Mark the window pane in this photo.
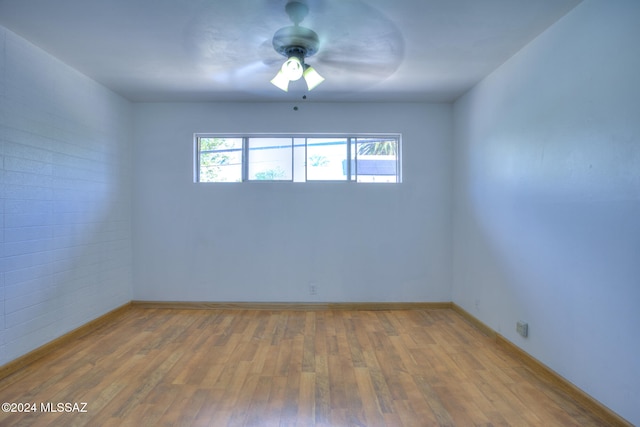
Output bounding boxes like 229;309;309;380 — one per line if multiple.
248;138;293;181
293;138;306;182
306;138;348;181
355;138;398;183
198;137;243;182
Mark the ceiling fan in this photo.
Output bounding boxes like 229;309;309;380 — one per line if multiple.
185;0;404;97
270;1;324;92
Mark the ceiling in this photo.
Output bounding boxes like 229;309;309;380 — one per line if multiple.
0;0;581;103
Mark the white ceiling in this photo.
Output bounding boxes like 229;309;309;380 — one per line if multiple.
0;0;581;103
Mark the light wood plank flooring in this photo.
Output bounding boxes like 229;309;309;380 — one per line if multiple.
0;307;614;426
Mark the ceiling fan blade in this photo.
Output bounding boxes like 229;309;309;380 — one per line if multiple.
210;60;271;84
309;4;404;80
314;55;399;78
255;39;280;66
184;0;283;69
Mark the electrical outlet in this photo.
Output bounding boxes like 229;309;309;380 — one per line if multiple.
516;321;528;338
309;283;318;296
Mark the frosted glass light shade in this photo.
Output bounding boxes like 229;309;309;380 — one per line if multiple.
270;70;290;91
303;66;324;90
271;57;325;92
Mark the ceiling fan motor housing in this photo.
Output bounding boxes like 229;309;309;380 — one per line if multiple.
272;25;320;59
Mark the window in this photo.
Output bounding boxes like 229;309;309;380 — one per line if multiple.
195;134;401;183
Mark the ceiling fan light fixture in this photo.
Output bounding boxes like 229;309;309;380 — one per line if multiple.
282;55;304;81
271;3;325;92
270;70;290;92
303;65;324;91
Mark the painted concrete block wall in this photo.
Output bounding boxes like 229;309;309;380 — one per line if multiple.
452;0;640;423
0;26;133;365
133;102;452;302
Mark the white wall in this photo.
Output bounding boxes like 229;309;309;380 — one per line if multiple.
0;26;133;365
133;102;452;302
452;0;640;424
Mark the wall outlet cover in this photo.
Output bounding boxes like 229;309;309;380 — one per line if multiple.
516;321;528;338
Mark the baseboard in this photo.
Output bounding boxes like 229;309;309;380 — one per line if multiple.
451;303;632;427
494;335;632;427
0;302;131;381
450;303;497;338
131;300;453;311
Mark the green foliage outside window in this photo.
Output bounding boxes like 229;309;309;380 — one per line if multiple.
357;140;397;156
253;167;287;180
199;138;239;182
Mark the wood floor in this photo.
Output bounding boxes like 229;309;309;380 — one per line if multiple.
0;307;614;426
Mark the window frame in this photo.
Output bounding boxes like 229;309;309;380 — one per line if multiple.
194;133;402;183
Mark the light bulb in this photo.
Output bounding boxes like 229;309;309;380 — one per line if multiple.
282;56;303;81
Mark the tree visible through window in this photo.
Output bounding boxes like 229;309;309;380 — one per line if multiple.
247;138;293;181
357;139;397;156
353;138;399;183
197;137;242;182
